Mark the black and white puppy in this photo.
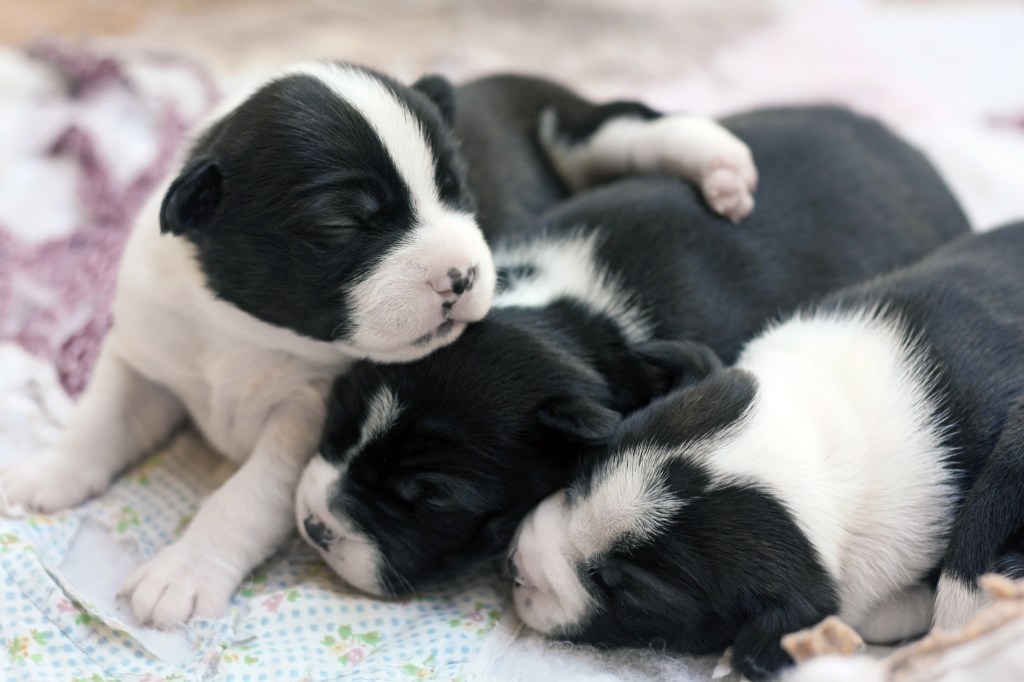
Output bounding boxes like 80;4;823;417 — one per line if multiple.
510;224;1024;680
0;62;755;628
295;106;970;600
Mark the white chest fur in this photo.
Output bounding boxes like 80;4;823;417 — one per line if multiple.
110;201;352;462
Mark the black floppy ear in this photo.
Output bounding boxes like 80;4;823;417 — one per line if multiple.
412;74;456;127
633;339;723;392
537;395;622;445
159;157;223;236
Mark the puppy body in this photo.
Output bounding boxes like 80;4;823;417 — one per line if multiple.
512;224;1024;679
1;63;756;627
297;106;970;599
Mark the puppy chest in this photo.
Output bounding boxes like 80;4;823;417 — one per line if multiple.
183;349;331;462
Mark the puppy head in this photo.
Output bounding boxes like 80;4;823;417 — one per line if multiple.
160;62;495;362
510;368;766;641
294;317;632;597
510;366;839;677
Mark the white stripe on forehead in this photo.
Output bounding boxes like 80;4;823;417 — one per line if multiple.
281;62;445;217
356;386;403;452
570;443;685;558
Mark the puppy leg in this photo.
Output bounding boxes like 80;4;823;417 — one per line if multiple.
539;103;757;222
855;583;934;644
935;395;1024;629
731;604;833;680
1;343;184;512
120;399;323;628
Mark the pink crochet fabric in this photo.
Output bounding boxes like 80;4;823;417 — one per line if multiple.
0;43;217;395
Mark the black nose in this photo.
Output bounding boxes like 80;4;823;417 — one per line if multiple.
303;515;333;552
507;551;523;586
448;266;477;296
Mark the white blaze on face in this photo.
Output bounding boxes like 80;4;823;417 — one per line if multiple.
295;454;384;595
511;449;684;634
294;386;405;596
281;62;496;362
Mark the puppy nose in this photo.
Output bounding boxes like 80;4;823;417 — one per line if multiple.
451;266;477;296
508;551;525;587
432;266;477;297
302;514;333;552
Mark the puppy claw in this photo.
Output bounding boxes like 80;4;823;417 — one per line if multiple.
121;541;236;629
0;453;105;513
702;159;757;223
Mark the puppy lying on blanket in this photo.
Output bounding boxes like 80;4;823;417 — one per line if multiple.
295;106;969;598
509;223;1024;680
0;63;756;627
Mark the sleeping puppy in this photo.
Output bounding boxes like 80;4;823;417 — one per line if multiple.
0;63;757;628
509;223;1024;680
295;106;970;599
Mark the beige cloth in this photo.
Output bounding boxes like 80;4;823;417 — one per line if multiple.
783;575;1024;682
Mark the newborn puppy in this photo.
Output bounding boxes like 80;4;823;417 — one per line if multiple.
296;106;970;599
0;63;755;628
510;224;1024;680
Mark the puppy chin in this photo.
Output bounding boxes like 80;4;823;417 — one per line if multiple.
355;319;471;364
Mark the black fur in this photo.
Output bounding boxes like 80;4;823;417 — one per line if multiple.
828;225;1024;602
159;67;682;344
162;67;467;341
316;106;970;596
561;224;1024;679
564;369;840;679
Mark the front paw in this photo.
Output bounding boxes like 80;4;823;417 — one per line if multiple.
702;150;757;223
0;453;108;513
120;541;238;629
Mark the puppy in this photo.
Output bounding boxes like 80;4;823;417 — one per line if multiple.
295;106;970;600
510;223;1024;680
0;62;756;628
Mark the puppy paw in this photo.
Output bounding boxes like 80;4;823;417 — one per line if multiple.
702;151;757;223
120;541;237;629
0;453;107;513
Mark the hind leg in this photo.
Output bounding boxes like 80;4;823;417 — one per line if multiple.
935;395;1024;629
856;583;934;644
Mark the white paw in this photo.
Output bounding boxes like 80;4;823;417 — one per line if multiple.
120;541;238;629
0;453;108;513
702;149;758;223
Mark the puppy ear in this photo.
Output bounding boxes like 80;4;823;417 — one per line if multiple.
412;74;456;127
159;157;223;236
537;396;621;445
634;339;723;392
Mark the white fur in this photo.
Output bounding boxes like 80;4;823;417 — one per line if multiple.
934;573;993;630
856;582;934;643
293;386;406;597
0;62;493;627
540;110;758;222
494;231;652;344
511;491;597;635
358;387;403;449
285;62;496;361
513;308;956;641
296;454;383;596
